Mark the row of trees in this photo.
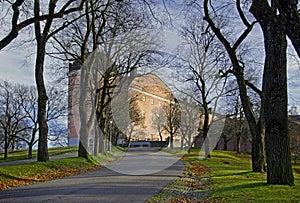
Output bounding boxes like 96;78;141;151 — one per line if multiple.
186;0;299;185
1;0;299;186
0;80;67;159
0;0;157;161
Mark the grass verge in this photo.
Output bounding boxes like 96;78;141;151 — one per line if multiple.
0;146;78;163
0;156;100;190
150;149;300;203
0;147;100;190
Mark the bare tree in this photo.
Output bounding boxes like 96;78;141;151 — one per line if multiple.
179;99;200;153
178;15;229;158
151;107;166;142
0;81;68;159
250;0;294;185
0;81;27;159
19;85;67;158
162;98;180;149
0;0;85;50
201;0;265;172
51;0;157;157
14;85;39;159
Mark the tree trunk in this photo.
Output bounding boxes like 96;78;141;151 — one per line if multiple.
93;126;99;156
29;128;37;159
262;20;294;186
202;104;211;158
11;137;16;151
235;70;264;172
28;144;33;159
277;0;300;57
170;134;174;149
204;138;210;158
36;41;49;162
203;0;265;172
78;106;89;158
250;0;294;185
159;132;163;142
180;134;184;150
99;118;106;155
236;134;241;154
223;135;228;151
4;139;8;159
188;135;192;154
78;62;89;159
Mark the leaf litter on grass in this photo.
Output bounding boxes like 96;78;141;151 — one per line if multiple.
0;164;100;190
151;159;213;203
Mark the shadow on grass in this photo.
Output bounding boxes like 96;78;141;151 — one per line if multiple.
216;171;253;177
216;182;268;193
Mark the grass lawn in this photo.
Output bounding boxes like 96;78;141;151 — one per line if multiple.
0;147;100;190
197;150;300;202
150;149;300;203
0;146;78;163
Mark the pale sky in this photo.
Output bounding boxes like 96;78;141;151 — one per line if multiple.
0;1;299;114
0;50;35;85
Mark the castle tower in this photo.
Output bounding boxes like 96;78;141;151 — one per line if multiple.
68;62;81;146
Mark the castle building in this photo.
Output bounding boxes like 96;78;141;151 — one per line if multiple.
128;73;178;142
68;64;179;146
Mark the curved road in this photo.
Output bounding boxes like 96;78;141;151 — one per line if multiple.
0;148;184;203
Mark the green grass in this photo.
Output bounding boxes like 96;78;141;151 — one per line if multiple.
150;149;300;202
0;156;99;190
0;146;103;190
187;150;300;202
0;146;78;163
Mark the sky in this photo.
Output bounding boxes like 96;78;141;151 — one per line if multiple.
0;49;35;85
0;0;299;114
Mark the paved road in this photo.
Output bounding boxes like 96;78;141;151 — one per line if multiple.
0;148;184;203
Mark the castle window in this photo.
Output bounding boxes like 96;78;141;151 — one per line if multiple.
150;99;154;105
142;96;146;102
150;113;154;121
141;110;145;118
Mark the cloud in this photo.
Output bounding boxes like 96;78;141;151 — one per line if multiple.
0;50;35;85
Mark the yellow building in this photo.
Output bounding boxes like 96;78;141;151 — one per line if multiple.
128;73;178;142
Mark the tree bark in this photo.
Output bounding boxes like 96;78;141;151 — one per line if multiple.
35;41;49;162
277;0;300;57
234;66;265;172
34;0;54;162
78;63;89;159
4;137;8;159
223;136;228;151
99;118;106;155
236;134;241;154
202;104;211;158
263;23;294;185
93;122;99;156
250;0;294;185
28;144;33;159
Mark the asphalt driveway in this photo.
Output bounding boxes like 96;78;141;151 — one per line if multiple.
0;148;184;203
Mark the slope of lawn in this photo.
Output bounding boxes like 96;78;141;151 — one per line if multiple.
0;147;101;190
0;146;78;163
150;149;300;202
188;150;300;202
